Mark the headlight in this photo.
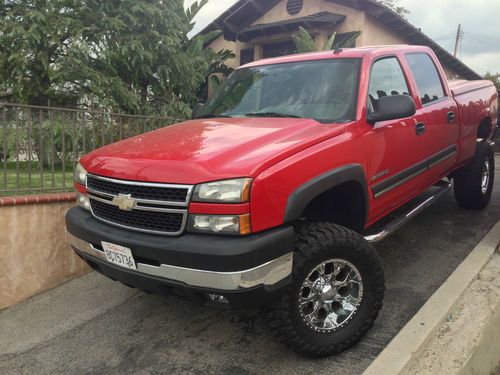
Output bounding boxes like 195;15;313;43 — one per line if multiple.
189;214;251;235
76;192;91;211
192;178;252;203
74;162;87;186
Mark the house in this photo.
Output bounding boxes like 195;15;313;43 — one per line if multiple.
200;0;481;81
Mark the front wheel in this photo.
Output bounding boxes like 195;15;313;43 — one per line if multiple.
454;142;495;210
267;223;385;358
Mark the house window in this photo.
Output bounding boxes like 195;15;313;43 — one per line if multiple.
287;0;303;15
263;40;298;58
240;48;255;66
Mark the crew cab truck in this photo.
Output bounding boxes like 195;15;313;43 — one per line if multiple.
66;45;497;357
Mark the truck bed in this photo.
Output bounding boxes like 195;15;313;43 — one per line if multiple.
448;79;495;97
448;79;497;167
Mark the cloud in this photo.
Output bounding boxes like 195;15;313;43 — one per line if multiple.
186;0;238;36
186;0;500;74
461;51;500;75
400;0;500;74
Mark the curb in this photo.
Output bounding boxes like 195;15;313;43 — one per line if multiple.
364;220;500;375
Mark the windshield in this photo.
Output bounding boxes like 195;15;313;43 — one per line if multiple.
201;58;360;123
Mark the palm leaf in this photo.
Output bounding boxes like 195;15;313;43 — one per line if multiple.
336;31;361;48
322;32;337;50
292;26;317;53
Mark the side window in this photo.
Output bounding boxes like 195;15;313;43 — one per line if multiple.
406;53;445;105
368;57;410;113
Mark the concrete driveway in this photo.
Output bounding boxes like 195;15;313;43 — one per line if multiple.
1;160;499;375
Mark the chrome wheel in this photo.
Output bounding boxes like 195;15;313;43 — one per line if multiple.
481;160;490;194
298;259;363;332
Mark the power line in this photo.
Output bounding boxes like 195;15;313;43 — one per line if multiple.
433;28;500;52
462;39;500;47
462;36;500;47
462;31;500;42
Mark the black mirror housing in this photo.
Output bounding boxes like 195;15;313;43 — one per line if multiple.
191;103;204;119
367;95;416;124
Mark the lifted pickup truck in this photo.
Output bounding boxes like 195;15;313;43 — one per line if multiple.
66;45;497;357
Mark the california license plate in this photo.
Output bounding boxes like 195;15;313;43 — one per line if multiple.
102;241;137;270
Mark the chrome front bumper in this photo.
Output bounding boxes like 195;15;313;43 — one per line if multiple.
67;232;293;291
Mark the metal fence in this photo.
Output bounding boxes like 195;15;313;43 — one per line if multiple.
1;102;180;196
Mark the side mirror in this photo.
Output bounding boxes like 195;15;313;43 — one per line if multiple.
367;95;416;124
191;103;204;119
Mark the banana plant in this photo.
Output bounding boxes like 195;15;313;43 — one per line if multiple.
292;27;361;52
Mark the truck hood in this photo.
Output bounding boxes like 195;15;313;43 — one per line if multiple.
81;117;345;184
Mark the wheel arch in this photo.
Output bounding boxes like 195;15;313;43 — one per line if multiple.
284;164;368;232
477;116;494;140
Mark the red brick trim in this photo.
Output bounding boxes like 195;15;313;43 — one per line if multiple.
0;192;76;207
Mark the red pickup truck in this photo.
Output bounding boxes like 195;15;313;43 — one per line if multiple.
66;45;497;357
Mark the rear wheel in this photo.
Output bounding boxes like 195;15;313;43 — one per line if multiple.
454;142;494;210
267;223;385;358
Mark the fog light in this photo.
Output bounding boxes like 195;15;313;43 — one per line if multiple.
76;192;91;211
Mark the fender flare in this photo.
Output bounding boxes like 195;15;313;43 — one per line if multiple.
283;164;369;225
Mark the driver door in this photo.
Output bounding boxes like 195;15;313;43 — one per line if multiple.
362;56;428;223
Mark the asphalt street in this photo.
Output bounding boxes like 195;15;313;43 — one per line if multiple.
1;158;499;375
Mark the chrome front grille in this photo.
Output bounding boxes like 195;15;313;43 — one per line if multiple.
87;175;189;204
86;174;193;236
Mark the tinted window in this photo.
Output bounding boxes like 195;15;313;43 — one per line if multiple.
368;57;410;112
202;59;361;122
406;53;445;105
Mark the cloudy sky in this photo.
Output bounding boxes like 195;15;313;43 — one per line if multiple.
186;0;500;75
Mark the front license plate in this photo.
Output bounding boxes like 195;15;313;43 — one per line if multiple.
102;242;137;270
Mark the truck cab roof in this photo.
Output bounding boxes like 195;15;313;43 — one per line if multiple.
241;45;434;69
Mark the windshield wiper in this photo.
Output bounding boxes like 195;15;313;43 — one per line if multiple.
244;112;303;118
197;113;233;119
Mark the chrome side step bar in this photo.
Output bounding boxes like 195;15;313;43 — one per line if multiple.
363;180;452;243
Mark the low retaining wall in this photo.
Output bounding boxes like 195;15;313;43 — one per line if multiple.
0;194;90;310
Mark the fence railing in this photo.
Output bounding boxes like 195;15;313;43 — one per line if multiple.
1;102;180;196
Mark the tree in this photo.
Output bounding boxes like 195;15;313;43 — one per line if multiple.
378;0;409;19
292;27;361;53
484;72;500;92
0;0;232;117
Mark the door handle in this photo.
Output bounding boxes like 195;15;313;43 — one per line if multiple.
415;122;426;136
447;111;455;123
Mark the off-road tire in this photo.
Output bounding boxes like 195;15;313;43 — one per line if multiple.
454;142;494;210
266;222;385;358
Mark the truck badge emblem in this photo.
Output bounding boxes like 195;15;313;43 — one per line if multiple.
111;194;135;211
371;169;389;181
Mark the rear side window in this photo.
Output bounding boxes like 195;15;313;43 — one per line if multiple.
368;57;410;112
406;53;445;105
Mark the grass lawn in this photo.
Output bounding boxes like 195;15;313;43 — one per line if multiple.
1;161;74;196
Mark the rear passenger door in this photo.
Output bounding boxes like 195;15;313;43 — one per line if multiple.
404;53;459;180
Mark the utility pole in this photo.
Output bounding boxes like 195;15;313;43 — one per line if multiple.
453;24;462;57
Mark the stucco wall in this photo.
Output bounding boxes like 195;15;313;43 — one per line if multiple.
360;13;407;45
206;0;462;79
0;202;90;309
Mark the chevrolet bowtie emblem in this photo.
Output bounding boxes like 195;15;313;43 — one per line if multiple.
111;194;135;211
